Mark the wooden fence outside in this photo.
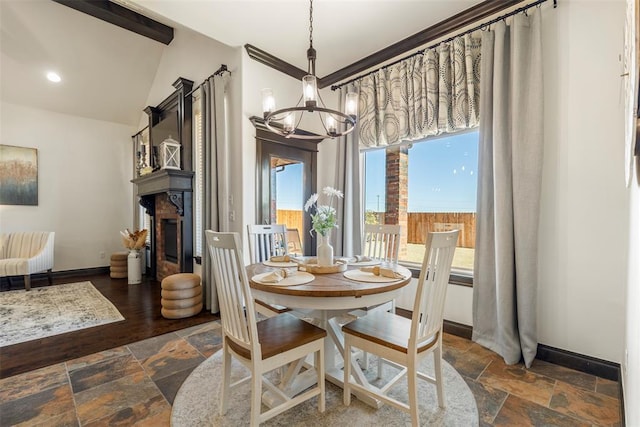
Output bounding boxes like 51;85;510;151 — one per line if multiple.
406;212;476;248
276;209;304;242
277;210;476;249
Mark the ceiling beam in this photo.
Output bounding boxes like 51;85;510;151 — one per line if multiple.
319;0;527;88
52;0;174;45
244;44;308;81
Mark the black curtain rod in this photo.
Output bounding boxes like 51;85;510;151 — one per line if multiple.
331;0;556;91
211;64;229;78
186;64;230;97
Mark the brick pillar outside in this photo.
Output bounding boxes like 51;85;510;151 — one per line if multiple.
384;146;408;259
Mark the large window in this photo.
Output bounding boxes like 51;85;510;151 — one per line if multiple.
364;130;479;273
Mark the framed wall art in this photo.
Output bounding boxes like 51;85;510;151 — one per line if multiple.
0;144;38;206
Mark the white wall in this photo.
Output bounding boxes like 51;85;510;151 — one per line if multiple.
624;157;640;425
227;47;245;238
537;0;628;363
396;278;473;325
140;26;239;126
0;102;134;271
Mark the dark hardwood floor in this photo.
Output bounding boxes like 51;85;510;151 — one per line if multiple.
0;272;218;379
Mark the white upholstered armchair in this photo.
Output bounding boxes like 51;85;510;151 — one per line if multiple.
0;232;55;291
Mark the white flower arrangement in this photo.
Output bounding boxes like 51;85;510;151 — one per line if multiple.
305;187;344;237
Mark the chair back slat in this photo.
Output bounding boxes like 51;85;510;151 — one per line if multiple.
247;224;288;263
362;224;401;264
411;230;459;349
206;231;259;357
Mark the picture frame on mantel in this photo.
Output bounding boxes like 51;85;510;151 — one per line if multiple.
0;144;38;206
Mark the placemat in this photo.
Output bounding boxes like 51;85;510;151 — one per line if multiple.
251;271;315;286
262;260;299;268
343;267;411;283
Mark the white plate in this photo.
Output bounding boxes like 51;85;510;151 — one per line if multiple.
252;271;315;286
262;260;299;268
343;267;411;283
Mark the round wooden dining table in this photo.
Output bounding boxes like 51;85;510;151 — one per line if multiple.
246;262;413;408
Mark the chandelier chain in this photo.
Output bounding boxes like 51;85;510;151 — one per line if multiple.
309;0;313;48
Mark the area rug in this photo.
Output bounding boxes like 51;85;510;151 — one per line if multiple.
0;281;124;347
172;350;478;426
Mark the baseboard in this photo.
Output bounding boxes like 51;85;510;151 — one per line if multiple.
1;267;111;288
443;319;473;340
398;308;622;382
536;344;620;381
42;267;111;281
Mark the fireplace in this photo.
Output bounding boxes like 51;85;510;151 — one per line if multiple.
132;169;194;282
153;192;188;281
163;219;178;263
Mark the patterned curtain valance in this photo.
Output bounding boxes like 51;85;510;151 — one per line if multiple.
357;33;481;148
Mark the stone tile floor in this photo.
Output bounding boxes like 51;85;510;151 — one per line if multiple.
0;321;621;426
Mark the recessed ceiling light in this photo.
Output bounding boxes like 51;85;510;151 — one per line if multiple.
46;71;61;83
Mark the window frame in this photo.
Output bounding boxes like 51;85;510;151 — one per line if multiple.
362;128;479;287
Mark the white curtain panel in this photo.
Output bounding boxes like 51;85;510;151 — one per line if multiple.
201;73;230;314
357;33;481;147
334;85;364;257
472;10;543;368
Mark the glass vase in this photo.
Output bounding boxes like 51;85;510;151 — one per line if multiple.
317;233;333;266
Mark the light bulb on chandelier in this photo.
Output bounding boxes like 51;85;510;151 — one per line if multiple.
261;0;358;140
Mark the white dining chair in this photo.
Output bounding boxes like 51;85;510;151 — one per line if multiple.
362;224;401;264
351;224;402;317
357;223;402;315
351;224;402;368
247;224;291;317
247;224;288;264
342;230;459;427
206;230;326;426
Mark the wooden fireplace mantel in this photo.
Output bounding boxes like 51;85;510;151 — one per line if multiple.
132;169;194;197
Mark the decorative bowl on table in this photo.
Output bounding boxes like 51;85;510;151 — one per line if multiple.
297;258;348;274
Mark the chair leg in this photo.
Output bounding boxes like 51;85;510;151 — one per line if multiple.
360;349;370;370
24;275;31;291
47;269;53;285
250;366;262;427
316;345;325;413
407;357;419;427
220;345;231;415
434;346;445;408
343;337;352;406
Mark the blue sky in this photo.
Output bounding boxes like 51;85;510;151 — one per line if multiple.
275;130;479;212
365;131;479;212
276;163;304;209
